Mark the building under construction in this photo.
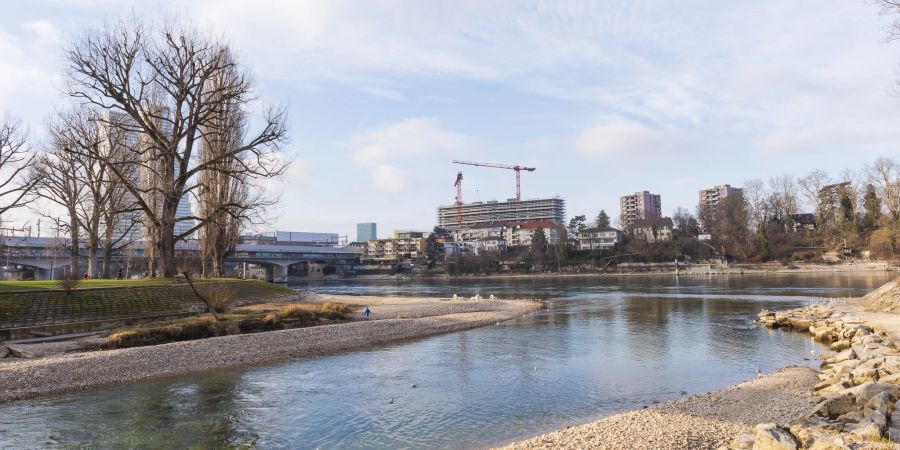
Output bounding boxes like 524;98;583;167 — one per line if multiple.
437;198;566;231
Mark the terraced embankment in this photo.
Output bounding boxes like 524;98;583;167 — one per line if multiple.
0;280;301;340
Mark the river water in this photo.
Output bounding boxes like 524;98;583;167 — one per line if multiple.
0;272;895;449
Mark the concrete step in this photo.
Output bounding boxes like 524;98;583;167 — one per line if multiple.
5;330;103;345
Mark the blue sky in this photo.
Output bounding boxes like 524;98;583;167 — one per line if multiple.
2;0;900;239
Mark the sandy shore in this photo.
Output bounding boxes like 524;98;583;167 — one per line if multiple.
0;295;540;403
495;366;818;450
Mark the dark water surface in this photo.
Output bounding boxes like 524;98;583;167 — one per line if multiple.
0;273;895;449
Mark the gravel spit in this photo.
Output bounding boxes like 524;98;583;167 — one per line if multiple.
0;297;539;403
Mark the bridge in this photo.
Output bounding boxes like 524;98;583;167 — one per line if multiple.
0;236;363;283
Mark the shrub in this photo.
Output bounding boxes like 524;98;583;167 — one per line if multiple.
59;272;80;295
107;316;222;348
197;282;236;313
280;304;313;319
320;302;352;319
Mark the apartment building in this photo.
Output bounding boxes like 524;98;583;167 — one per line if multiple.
817;182;854;229
437;197;565;231
363;231;428;261
698;184;742;210
619;191;662;229
506;220;561;247
576;227;623;250
631;217;674;243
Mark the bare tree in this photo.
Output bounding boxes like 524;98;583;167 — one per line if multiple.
798;169;831;215
196;50;276;277
64;17;288;277
743;178;769;230
768;175;800;230
865;157;900;222
33;116;88;276
0;117;37;221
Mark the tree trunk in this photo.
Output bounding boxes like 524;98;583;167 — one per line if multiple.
87;244;96;278
69;208;80;277
101;245;112;279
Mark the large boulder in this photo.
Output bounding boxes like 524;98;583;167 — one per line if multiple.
787;317;813;331
752;423;798;450
852;382;900;406
833;349;857;364
729;433;755;450
789;425;849;450
810;395;857;420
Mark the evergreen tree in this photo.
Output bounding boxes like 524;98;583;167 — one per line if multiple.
530;228;548;269
567;215;587;237
595;210;610;228
862;184;882;232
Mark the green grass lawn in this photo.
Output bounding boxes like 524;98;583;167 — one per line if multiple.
0;278;177;292
0;278;288;292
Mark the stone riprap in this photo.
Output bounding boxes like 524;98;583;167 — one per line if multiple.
726;304;900;449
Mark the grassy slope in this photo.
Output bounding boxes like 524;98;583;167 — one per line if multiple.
0;279;175;292
0;279;300;329
0;277;286;292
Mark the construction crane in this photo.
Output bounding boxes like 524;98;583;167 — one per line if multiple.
452;160;536;201
454;171;464;225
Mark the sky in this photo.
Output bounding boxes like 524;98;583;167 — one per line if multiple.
2;0;900;240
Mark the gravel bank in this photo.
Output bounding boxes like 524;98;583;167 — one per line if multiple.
497;366;818;450
0;297;539;403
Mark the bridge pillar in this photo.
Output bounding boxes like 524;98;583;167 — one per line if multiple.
268;264;288;283
308;262;325;281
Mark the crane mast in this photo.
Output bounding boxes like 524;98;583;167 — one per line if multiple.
453;171;463;226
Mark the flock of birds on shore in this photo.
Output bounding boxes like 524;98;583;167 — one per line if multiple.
449;294;497;301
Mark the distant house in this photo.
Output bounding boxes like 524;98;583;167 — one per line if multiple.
792;213;817;232
576;227;623;250
470;237;508;255
507;220;562;247
631;217;674;243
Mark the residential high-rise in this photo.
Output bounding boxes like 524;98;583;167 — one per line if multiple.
356;223;377;242
619;191;661;229
698;184;742;211
817;182;853;229
697;184;742;231
436;197;566;231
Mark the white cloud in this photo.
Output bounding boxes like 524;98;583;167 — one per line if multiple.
0;20;63;127
575;118;670;157
360;86;405;101
372;164;420;193
350;117;475;192
757;122;900;155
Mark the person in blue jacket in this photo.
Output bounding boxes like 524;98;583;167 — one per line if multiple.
363;307;371;318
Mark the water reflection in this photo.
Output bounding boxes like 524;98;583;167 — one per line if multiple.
0;272;895;449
